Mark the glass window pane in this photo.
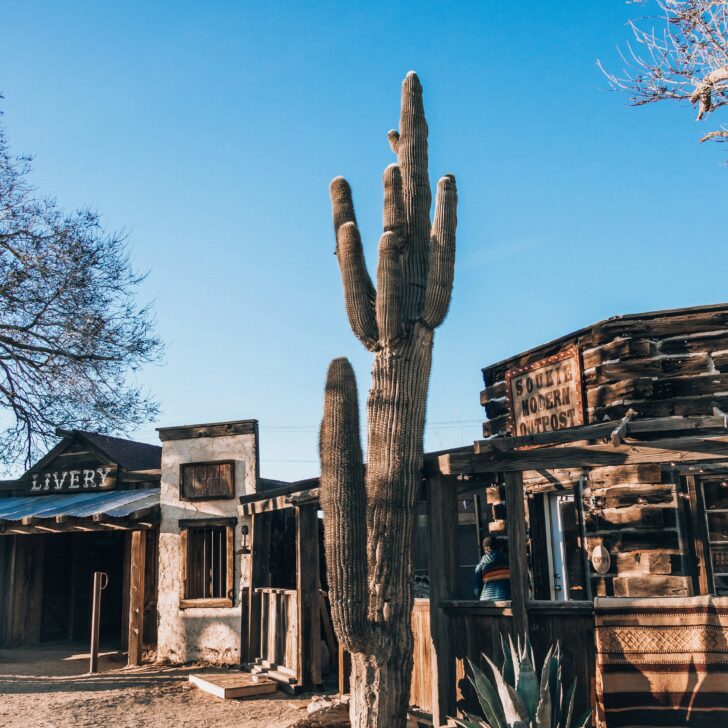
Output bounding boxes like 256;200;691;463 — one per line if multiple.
707;512;728;543
703;480;728;511
559;498;587;601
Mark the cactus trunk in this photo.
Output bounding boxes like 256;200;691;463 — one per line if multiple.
321;72;456;727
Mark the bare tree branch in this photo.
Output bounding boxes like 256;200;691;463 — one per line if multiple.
0;108;162;468
600;1;728;150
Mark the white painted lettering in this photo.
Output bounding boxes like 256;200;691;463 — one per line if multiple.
52;471;68;490
43;473;51;491
96;467;111;487
68;470;80;489
31;474;42;491
82;469;96;488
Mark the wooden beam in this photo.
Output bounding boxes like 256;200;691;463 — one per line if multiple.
610;408;637;447
426;473;458;726
443;434;728;476
474;415;728;455
504;471;529;640
127;529;146;666
296;504;321;690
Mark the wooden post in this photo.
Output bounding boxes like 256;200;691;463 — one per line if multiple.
504;471;529;640
127;529;147;667
247;512;271;665
89;571;108;673
120;532;131;649
426;473;458;726
296;504;321;689
685;475;713;595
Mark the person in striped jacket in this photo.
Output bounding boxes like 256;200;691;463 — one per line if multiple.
473;536;511;601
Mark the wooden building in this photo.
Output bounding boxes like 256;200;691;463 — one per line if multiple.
0;430;161;662
238;303;728;728
0;419;270;669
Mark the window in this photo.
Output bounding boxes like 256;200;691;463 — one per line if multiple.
180;461;234;501
701;478;728;595
180;519;234;607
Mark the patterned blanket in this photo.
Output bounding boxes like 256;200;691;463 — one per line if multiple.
595;597;728;728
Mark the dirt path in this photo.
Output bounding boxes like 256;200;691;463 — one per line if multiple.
0;646;313;728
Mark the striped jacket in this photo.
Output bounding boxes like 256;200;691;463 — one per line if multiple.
473;551;511;601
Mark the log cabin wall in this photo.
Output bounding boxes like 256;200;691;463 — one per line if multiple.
481;303;728;599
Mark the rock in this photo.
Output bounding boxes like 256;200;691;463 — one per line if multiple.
293;696;350;727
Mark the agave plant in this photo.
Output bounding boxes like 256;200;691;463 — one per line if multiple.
454;635;591;728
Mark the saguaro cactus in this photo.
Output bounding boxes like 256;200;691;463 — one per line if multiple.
320;72;457;728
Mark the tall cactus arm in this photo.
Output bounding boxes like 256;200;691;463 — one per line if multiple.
330;177;379;350
421;174;457;330
320;358;370;653
382;164;404;240
396;72;431;321
376;231;403;344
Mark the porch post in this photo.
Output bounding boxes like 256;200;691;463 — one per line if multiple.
504;470;529;639
426;472;458;726
296;503;321;689
127;529;147;666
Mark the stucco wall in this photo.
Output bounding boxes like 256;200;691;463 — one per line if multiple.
157;431;256;664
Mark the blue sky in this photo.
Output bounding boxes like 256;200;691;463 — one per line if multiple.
1;1;725;479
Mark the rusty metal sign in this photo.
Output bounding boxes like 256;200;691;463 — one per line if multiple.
505;346;584;437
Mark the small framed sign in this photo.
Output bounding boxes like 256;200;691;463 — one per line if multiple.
591;544;611;575
505;346;585;437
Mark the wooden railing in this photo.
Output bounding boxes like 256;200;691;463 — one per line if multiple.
254;587;298;676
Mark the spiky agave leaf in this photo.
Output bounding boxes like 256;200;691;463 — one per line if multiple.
516;653;539;722
562;677;577;728
453;717;488;728
507;634;521;687
468;658;506;728
550;644;562;728
500;633;515;688
482;653;530;725
535;645;555;728
574;709;593;728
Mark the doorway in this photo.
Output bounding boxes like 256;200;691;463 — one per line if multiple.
40;531;125;645
546;492;588;601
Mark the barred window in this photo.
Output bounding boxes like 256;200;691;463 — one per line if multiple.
180;520;234;607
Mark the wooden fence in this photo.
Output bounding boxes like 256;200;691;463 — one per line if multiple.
410;599;596;721
255;587;299;677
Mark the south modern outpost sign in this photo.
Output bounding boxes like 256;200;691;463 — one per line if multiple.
505;347;584;437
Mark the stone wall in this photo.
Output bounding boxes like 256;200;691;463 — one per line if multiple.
156;423;258;664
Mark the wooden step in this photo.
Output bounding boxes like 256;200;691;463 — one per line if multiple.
252;667;297;685
189;672;278;700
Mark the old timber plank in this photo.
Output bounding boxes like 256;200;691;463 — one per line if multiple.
189;672;277;699
441;435;728;476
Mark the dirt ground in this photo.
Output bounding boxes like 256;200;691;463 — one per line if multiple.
0;644;317;728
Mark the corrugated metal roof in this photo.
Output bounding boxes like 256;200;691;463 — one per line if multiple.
0;489;159;522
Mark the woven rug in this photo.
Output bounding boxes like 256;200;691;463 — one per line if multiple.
595;596;728;727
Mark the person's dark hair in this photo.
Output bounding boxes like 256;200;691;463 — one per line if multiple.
482;536;503;552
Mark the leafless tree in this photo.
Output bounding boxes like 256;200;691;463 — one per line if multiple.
599;1;728;145
0;112;162;468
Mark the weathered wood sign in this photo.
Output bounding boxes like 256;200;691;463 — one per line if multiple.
506;347;584;436
26;464;117;494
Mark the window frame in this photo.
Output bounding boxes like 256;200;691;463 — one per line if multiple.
179;517;236;609
179;460;235;502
